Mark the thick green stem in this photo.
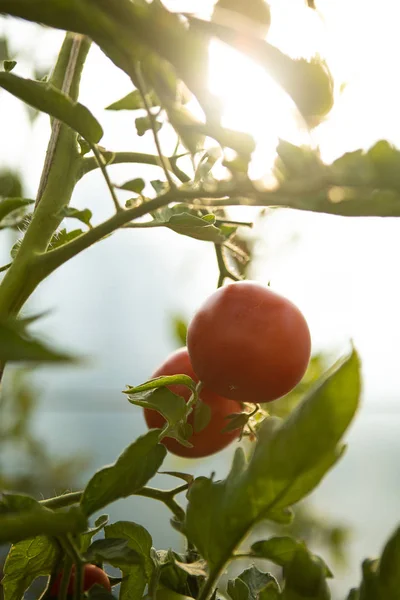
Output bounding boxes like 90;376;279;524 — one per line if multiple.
0;34;90;317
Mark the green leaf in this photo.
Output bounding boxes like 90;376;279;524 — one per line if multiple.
3;60;16;72
0;493;39;514
2;536;61;600
125;374;196;395
358;559;381;600
185;350;361;570
165;212;227;243
47;228;84;251
136;115;162;137
251;537;332;576
80;430;167;516
0;198;33;221
117;178;145;194
193;399;211;433
59;206;92;227
228;566;279;600
282;547;331;599
80;514;109;552
171;315;188;346
0;318;77;363
106;89;159;111
173;559;207;578
105;521;154;600
0;71;103;142
126;387;192;448
0;505;87;544
85;538;142;567
377;526;400;598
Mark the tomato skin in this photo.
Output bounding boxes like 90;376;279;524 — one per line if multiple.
187;282;311;403
144;348;242;458
49;564;111;597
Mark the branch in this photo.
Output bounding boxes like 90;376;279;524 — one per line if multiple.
214;244;241;288
90;143;122;212
79;151;191;183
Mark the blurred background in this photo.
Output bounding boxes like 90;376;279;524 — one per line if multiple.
1;0;400;598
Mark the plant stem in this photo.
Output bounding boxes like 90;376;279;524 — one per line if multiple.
133;66;175;189
41;491;83;510
214;244;241;288
0;33;90;318
58;555;73;600
80;151;190;183
89;143;122;212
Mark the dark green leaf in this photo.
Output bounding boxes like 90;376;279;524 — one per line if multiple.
0;71;103;142
0;318;77;363
193;399;211;433
358;559;380;600
117;178;145;194
105;521;153;600
282;547;331;599
251;537;332;577
106;89;159;111
259;581;281;600
228;577;251;600
85;538;142;567
80;514;109;552
3;60;16;72
185;350;361;570
80;430;167;516
58;206;92;227
2;536;61;600
0;493;39;515
377;526;400;598
136;115;162;137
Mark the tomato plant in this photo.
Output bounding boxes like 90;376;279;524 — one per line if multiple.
144;348;242;458
187;282;311;403
0;1;399;600
49;565;111;597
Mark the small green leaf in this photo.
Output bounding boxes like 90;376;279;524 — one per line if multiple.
166;212;227;243
117;178;146;194
282;547;331;599
3;60;17;72
0;493;39;514
136;116;162;137
0;198;33;221
193;400;211;433
105;521;154;600
173;559;207;578
78;136;91;156
85;538;142;567
80;430;167;516
58;206;92;227
125;374;196;395
222;412;249;433
106;90;158;111
0;72;103;143
80;514;109;552
151;180;167;195
2;536;61;600
171;316;188;346
48;228;83;251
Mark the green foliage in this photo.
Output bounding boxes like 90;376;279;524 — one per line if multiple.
0;71;103;143
58;206;93;227
106;89;159;111
185;350;360;569
0;317;77;363
2;536;61;600
228;566;279;600
80;430;167;516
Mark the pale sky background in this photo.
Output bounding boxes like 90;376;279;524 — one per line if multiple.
1;1;400;597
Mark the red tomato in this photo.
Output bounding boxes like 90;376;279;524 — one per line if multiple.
144;347;242;458
187;282;311;403
50;564;111;596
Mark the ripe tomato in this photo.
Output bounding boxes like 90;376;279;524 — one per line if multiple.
144;348;242;458
50;564;111;596
187;281;311;403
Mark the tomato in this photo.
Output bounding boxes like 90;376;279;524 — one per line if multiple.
187;281;311;403
144;348;242;458
50;564;111;597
